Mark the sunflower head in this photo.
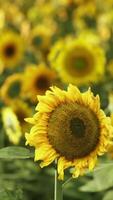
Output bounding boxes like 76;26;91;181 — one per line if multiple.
0;73;23;105
49;37;105;85
25;84;113;180
0;31;24;67
22;64;56;103
31;25;52;52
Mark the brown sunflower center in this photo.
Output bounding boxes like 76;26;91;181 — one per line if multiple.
48;103;100;160
70;118;85;138
74;57;87;70
32;36;43;46
8;81;21;98
35;75;50;91
64;48;95;77
4;44;16;57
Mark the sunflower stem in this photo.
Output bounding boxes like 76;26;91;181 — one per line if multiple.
62;177;73;188
54;162;63;200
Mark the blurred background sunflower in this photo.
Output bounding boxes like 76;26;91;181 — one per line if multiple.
1;0;113;200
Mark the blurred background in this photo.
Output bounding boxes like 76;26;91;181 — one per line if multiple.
1;0;113;199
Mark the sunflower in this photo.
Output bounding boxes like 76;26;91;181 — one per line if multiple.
74;1;96;18
25;85;113;180
31;25;52;52
49;38;105;85
22;64;56;103
0;31;24;67
0;73;23;105
27;2;54;24
2;107;22;144
10;100;33;133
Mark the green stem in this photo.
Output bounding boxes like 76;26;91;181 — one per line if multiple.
62;177;73;188
54;162;63;200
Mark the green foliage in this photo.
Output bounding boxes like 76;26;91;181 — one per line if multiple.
80;163;113;192
103;191;113;200
0;147;33;159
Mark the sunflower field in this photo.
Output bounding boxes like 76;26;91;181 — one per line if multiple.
1;0;113;200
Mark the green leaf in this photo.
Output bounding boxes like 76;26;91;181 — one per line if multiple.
80;163;113;192
0;187;24;200
103;191;113;200
0;147;33;159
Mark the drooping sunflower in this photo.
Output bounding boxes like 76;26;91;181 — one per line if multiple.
22;64;56;103
2;107;22;144
0;73;23;104
0;31;24;67
10;100;33;133
49;38;105;85
25;85;113;180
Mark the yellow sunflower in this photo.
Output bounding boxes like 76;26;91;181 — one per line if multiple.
0;31;24;67
2;107;22;144
49;38;105;85
10;100;33;133
31;25;53;52
27;2;54;24
74;1;96;18
22;64;56;103
25;85;113;180
0;73;23;105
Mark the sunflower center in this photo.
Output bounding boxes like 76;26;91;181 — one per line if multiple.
8;81;21;98
4;44;16;57
32;36;43;46
64;49;95;77
35;75;50;91
48;103;100;160
70;118;85;138
74;58;87;70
